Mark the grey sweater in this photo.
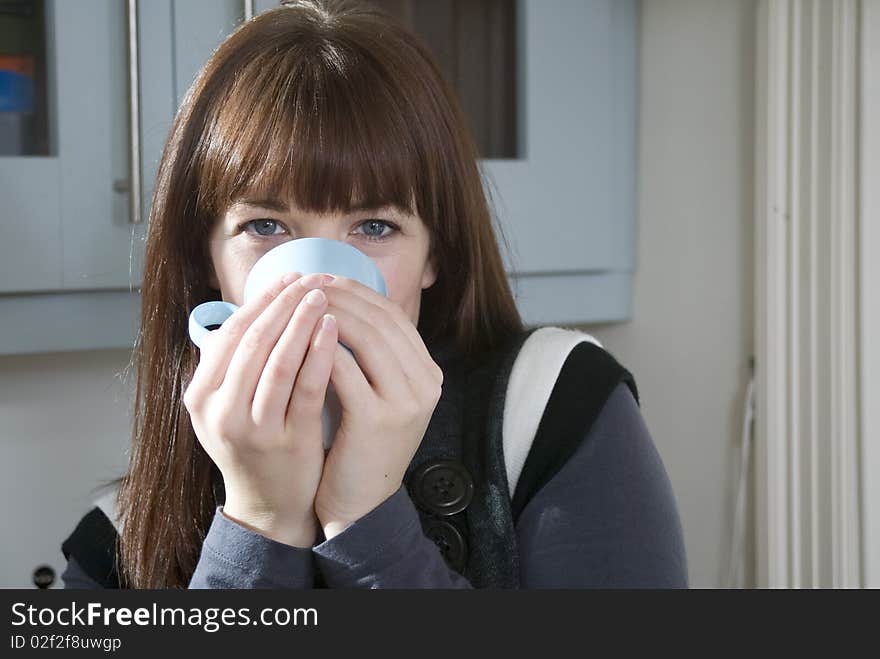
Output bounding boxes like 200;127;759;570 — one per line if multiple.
61;383;688;588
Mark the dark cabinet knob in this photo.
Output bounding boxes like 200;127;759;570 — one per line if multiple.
33;565;55;589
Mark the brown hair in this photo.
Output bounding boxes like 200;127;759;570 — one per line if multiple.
115;0;522;588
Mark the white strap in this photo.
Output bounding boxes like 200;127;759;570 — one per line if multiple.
502;327;603;497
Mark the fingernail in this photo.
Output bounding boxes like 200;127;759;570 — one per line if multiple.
300;273;326;288
305;289;326;306
281;271;301;285
322;314;336;330
323;274;335;284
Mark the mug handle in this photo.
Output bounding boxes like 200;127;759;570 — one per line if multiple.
188;301;239;349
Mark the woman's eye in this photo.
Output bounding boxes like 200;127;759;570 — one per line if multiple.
355;219;398;242
238;218;397;241
242;219;286;237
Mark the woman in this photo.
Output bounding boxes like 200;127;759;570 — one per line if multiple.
61;0;687;589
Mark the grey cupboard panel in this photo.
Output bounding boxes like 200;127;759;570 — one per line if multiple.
0;290;140;355
0;0;174;351
0;158;63;292
0;0;174;294
253;0;279;14
172;0;243;108
513;271;633;327
134;0;177;287
60;0;179;290
484;0;637;279
57;0;145;290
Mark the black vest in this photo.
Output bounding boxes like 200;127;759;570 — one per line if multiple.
62;328;638;588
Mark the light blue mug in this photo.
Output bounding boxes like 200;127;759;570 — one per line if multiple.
188;238;387;449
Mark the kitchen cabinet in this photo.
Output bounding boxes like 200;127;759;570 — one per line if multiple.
0;0;178;353
491;0;638;325
0;0;178;294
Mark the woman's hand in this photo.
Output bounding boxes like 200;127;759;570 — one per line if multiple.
314;277;444;540
183;272;337;548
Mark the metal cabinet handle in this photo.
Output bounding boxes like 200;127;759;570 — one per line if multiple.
244;0;255;21
126;0;142;224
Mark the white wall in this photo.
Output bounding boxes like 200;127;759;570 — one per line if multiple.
862;0;880;588
583;0;757;588
0;349;134;587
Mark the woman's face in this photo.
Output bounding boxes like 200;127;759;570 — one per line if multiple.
207;197;437;325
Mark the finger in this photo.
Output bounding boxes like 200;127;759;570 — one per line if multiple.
219;274;327;408
325;276;439;379
329;339;373;412
324;285;442;387
190;272;302;394
285;313;337;431
251;285;329;425
327;289;434;389
324;304;413;401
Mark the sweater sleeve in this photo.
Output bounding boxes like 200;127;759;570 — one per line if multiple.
311;486;474;588
187;507;315;588
61;507;316;589
515;382;689;588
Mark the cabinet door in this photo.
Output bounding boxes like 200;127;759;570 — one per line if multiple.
172;0;285;102
172;0;243;109
0;0;62;292
0;0;174;294
486;0;638;324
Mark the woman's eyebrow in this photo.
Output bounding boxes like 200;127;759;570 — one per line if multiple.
233;198;289;212
349;203;415;221
230;198;413;220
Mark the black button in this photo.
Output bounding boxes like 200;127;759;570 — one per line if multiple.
410;460;475;516
423;519;467;572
